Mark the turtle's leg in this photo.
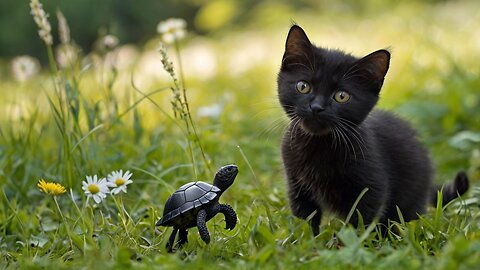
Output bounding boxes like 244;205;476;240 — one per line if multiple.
196;209;210;244
215;204;237;230
177;229;188;246
166;228;178;252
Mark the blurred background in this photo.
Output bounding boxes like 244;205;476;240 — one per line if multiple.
0;2;479;266
0;0;479;193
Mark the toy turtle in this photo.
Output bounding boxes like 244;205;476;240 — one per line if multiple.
156;164;238;252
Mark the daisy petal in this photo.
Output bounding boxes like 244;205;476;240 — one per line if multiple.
83;174;110;203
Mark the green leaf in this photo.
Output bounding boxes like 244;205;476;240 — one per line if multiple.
449;131;480;150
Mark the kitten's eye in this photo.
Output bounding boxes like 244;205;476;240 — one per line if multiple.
296;81;311;94
334;91;350;103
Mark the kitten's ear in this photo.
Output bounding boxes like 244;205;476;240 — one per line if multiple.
347;50;390;87
281;25;314;70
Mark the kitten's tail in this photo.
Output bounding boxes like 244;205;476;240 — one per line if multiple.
430;171;469;206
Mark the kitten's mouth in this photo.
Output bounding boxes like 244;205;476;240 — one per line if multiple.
299;119;332;136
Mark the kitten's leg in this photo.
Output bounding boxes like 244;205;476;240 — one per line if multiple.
309;210;321;237
288;188;322;236
349;189;387;227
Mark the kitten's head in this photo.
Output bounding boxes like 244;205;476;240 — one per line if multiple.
277;25;390;136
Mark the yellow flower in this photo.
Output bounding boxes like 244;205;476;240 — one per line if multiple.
37;179;66;196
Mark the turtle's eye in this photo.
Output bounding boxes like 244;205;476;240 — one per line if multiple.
296;80;311;94
222;165;237;174
333;91;350;103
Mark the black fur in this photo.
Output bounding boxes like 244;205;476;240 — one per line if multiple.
277;25;469;235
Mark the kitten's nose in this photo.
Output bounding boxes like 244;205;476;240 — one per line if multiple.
309;103;325;115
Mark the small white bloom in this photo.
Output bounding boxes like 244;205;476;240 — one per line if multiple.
197;104;222;118
55;44;79;68
102;35;119;50
82;175;111;203
107;170;133;195
157;18;187;44
95;35;119;53
106;45;139;70
11;55;40;81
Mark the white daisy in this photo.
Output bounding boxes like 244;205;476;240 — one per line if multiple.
82;175;111;203
107;170;133;195
156;18;187;44
11;55;40;81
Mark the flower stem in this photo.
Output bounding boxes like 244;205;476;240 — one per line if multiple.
53;196;74;250
53;196;66;222
112;195;130;236
173;40;212;175
46;44;74;189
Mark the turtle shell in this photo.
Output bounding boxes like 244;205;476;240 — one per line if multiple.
157;181;221;226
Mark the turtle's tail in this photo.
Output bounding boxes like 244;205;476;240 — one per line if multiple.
430;171;469;206
156;217;165;226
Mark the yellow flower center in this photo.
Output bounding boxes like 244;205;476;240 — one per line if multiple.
88;184;100;194
115;178;125;186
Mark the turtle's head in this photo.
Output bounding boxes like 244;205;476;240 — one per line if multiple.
213;164;238;192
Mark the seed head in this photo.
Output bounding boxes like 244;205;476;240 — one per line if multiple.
30;0;53;46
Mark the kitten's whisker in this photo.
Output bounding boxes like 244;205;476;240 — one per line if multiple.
337;120;368;157
343;62;362;79
282;51;315;72
293;117;302;139
249;110;282;122
258;116;290;138
335;125;350;164
336;120;366;161
342;61;370;81
289;117;302;149
343;128;365;160
331;126;339;151
343;73;372;82
285;62;312;71
289;116;299;139
336;117;357;127
330;126;336;150
282;55;310;71
338;124;358;163
299;50;315;72
337;118;367;146
329;123;341;152
337;121;366;148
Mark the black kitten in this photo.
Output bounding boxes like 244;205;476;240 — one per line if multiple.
277;25;469;235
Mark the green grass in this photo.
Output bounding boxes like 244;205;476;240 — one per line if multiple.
1;1;480;269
